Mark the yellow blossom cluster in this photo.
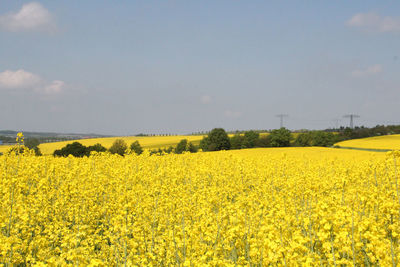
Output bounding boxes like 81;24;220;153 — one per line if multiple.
0;147;399;265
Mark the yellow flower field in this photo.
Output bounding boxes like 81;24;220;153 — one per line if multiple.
335;134;400;150
0;135;205;155
1;147;399;265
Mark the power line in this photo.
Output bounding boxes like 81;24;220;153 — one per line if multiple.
276;114;289;128
343;114;360;129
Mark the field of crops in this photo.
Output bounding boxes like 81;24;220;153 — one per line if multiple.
336;134;400;151
1;147;399;265
0;135;205;155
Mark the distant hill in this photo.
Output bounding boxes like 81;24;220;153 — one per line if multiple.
0;130;113;146
0;130;111;139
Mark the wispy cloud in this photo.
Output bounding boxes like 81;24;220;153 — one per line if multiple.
41;80;65;94
0;69;65;94
347;13;400;33
0;2;56;32
351;64;383;77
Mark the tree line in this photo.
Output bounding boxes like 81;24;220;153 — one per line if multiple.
52;138;199;157
198;128;343;152
199;125;400;151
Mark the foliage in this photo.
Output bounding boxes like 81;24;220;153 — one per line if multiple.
230;131;260;150
149;146;175;155
311;131;335;147
268;127;292;147
336;124;400;140
171;139;198;154
108;139;128;156
187;142;198;153
87;143;107;153
130;141;143;155
175;139;188;154
53;142;89;157
53;142;106;157
294;132;313;147
255;135;271;147
200;128;231;151
230;134;246;149
294;131;337;147
243;130;260;148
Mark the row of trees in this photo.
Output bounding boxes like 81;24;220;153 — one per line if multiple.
294;131;342;147
336;125;400;140
53;140;143;157
53;138;199;157
198;128;343;152
199;128;293;151
54;142;107;157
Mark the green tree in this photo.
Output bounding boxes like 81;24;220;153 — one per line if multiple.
311;131;335;147
109;139;128;156
230;134;245;149
255;135;271;147
53;142;89;157
243;130;260;148
87;143;107;153
175;139;188;154
200;128;231;151
130;141;143;155
269;128;292;147
32;147;42;156
199;137;210;151
294;132;313;147
187;142;198;153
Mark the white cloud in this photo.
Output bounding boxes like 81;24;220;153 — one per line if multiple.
0;69;64;94
0;69;41;88
224;110;242;118
200;95;211;104
40;80;65;94
347;13;400;33
0;2;56;32
351;64;383;77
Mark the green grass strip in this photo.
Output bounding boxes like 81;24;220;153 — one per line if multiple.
333;146;392;152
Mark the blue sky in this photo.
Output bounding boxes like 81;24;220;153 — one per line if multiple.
0;1;399;135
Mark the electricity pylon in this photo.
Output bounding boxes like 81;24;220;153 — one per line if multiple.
276;114;289;128
343;114;360;129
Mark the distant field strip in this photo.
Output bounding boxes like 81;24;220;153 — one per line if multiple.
0;135;205;155
335;134;400;150
0;132;283;155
